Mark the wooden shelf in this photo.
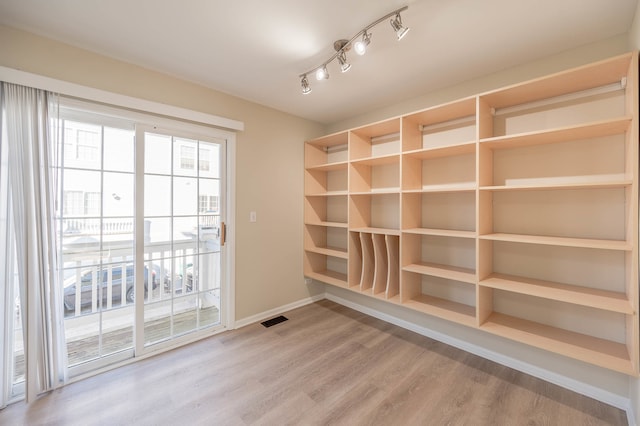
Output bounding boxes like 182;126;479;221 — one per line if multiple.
305;161;349;172
350;227;401;236
402;228;476;239
403;294;476;327
403;141;476;160
480;273;632;314
403;262;476;284
305;191;349;197
305;221;348;229
304;246;348;259
480;233;632;251
481;313;634;375
304;270;348;287
306;132;348;148
350;189;400;195
479;116;631;149
350;153;400;166
402;183;476;193
479;176;632;192
479;52;633;109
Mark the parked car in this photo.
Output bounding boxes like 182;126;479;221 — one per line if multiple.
165;265;194;294
63;264;164;312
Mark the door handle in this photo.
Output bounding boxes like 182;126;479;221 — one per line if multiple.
220;222;226;246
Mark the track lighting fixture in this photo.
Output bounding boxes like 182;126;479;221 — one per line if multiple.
337;50;351;73
299;6;409;94
301;75;311;94
315;65;329;80
353;30;371;56
390;13;410;40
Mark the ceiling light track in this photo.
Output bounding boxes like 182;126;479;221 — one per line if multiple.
299;6;409;94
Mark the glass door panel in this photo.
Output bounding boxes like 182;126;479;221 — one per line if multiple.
142;132;224;347
58;118;136;370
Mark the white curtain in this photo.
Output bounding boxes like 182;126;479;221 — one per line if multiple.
0;82;66;406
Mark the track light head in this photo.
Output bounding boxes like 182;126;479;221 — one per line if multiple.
301;75;311;94
337;51;351;73
390;13;409;40
353;31;371;56
315;65;329;80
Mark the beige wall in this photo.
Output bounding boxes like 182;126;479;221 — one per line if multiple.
0;24;326;321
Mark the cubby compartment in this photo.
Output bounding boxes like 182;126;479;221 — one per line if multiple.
402;191;475;237
303;251;348;287
402;271;476;326
305;167;348;195
479;288;634;375
349;193;400;232
304;224;348;259
304;194;348;226
488;187;627;242
479;53;634;138
350;156;400;193
478;117;631;189
401;233;476;284
402;147;475;191
305;131;349;167
402;97;476;152
349;118;401;161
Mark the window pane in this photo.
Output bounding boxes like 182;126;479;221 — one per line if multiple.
173;177;197;216
199;178;220;214
144;175;171;217
144;133;172;175
173;216;198;249
104;127;134;172
61;218;102;264
63;120;101;169
103;172;134;217
174;138;197;177
199;141;220;179
63;169;101;217
145;217;171;249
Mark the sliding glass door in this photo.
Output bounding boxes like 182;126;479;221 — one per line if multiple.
53;106;228;376
138;128;225;350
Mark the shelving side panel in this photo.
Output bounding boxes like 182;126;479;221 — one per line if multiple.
386;235;400;299
359;232;375;291
372;234;388;296
348;231;362;288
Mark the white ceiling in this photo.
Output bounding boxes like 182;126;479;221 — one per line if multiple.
0;0;637;125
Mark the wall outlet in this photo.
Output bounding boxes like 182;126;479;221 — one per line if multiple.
304;278;313;285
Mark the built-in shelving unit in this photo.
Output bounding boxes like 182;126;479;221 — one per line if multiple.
303;52;639;375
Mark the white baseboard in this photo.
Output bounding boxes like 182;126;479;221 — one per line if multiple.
325;292;632;416
234;293;325;329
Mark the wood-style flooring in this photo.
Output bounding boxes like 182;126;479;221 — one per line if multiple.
0;299;628;425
